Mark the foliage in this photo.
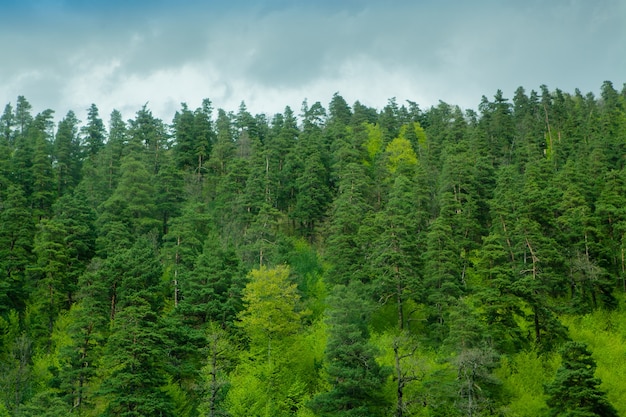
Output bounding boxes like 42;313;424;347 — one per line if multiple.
0;84;625;416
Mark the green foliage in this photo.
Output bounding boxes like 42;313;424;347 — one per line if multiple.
385;137;418;174
495;349;558;416
16;390;69;417
238;265;307;352
99;299;174;417
561;306;626;415
1;84;626;416
310;282;390;416
544;341;618;417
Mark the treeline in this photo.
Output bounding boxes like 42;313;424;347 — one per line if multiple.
0;81;625;416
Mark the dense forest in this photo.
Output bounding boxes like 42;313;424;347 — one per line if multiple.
0;81;626;416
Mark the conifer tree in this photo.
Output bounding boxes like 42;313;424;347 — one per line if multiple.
81;103;106;159
99;238;173;416
53;110;82;196
545;341;618;417
0;185;36;313
310;282;389;416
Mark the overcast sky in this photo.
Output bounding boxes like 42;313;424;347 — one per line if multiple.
1;0;624;124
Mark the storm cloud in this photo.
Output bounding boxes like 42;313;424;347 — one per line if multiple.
0;0;624;122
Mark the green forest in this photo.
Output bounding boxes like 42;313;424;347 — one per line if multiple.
0;81;626;417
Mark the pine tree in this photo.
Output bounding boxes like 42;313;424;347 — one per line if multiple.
362;174;424;331
29;110;57;219
81;103;106;159
310;282;390;416
100;299;174;417
179;232;245;328
99;238;174;416
545;341;618;417
0;185;36;313
53;110;82;196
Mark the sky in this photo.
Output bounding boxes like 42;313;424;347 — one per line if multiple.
0;0;625;124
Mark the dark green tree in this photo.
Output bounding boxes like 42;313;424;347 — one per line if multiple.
99;238;173;416
361;174;425;331
325;162;372;286
293;151;331;236
0;185;36;313
544;341;618;417
179;232;245;328
310;282;390;416
53;110;82;196
14;95;33;138
81;103;106;159
100;299;174;417
29;110;57;219
0;103;15;147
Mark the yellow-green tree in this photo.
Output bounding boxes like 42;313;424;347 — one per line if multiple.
229;265;313;416
238;265;306;358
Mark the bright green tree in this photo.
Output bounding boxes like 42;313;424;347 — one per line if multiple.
237;265;306;358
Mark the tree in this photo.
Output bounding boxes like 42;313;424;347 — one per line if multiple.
325;162;372;286
15;390;69;417
126;105;167;173
178;232;245;328
0;103;15;147
53;111;82;196
231;265;311;416
0;315;33;415
293;151;331;236
237;265;306;361
14;96;33;136
29;109;57;219
361;174;424;331
310;282;390;416
29;192;96;347
96;153;160;256
198;323;235;417
172;100;214;175
100;299;174;417
99;238;173;416
0;185;35;313
544;341;618;417
81;103;106;159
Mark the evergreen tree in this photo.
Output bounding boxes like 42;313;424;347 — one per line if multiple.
362;174;424;330
0;103;15;147
81;103;106;159
53;110;82;196
545;341;618;417
99;238;173;416
14;95;33;138
310;282;389;416
179;232;245;328
325;162;372;286
29;110;57;219
0;185;36;313
100;299;174;417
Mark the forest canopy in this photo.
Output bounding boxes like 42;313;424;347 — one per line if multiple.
0;81;626;416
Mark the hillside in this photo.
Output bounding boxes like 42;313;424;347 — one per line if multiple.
0;82;625;416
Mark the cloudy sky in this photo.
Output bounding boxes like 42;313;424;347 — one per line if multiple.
1;0;624;123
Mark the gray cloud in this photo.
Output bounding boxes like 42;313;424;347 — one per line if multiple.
1;0;624;123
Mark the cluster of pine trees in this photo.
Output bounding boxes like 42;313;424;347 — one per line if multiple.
0;81;625;416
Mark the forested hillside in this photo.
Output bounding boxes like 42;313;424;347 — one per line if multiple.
1;81;626;416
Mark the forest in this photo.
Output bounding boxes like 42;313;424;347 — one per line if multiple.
0;81;625;416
